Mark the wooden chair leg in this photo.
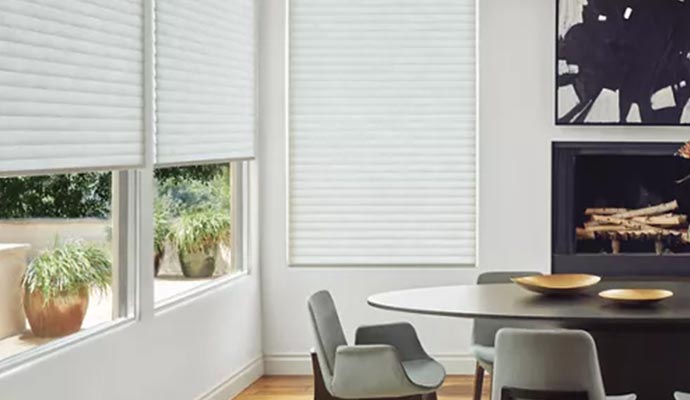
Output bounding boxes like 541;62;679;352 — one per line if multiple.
311;352;341;400
473;362;485;400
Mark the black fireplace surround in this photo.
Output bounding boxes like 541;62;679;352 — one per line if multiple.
552;142;690;276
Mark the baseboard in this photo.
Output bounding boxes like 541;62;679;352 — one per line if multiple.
263;353;476;376
198;355;265;400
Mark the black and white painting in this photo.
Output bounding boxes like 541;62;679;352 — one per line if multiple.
557;0;690;125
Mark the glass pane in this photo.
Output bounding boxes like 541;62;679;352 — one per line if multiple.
153;163;238;304
0;171;119;362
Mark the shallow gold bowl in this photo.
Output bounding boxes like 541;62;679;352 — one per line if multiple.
599;289;674;305
512;274;601;295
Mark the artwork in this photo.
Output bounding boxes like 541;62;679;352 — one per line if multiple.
557;0;690;125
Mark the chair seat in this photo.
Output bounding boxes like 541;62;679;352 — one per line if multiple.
470;344;495;364
401;359;445;389
606;394;637;400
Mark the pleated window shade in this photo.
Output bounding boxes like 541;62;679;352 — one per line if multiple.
0;0;146;175
155;0;256;166
289;0;477;265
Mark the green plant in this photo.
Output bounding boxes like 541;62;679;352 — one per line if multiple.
154;197;172;255
173;209;231;255
156;173;230;218
0;172;112;219
23;241;112;302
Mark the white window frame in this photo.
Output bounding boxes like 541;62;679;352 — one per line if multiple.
0;170;140;374
0;0;258;371
153;160;251;311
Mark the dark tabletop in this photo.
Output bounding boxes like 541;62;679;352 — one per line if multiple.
367;279;690;324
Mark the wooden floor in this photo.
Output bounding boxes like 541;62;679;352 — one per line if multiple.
235;375;490;400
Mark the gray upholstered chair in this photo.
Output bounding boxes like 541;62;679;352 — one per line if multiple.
471;271;543;400
676;393;690;400
307;290;445;400
492;328;636;400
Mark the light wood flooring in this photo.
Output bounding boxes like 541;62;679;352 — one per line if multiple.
235;375;490;400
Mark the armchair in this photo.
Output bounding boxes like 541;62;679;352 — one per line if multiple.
308;291;445;400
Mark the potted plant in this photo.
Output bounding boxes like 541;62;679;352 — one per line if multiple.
154;198;171;276
22;241;111;338
173;210;230;278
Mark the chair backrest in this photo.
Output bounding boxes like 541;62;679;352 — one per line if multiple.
307;291;348;375
492;329;607;400
472;271;542;347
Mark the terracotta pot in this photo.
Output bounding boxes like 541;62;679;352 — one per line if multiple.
179;246;216;278
154;250;163;277
24;288;89;338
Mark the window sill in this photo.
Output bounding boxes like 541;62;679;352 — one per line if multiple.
153;270;250;313
0;317;135;376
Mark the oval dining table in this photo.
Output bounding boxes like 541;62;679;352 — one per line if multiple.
368;278;690;400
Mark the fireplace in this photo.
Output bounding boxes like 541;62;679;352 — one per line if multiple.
552;142;690;276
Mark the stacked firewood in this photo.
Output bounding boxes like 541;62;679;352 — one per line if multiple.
576;200;689;255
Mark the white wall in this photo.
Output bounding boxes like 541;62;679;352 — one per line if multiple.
259;0;690;374
0;277;263;400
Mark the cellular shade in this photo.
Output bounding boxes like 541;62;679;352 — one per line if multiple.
289;0;477;265
0;0;146;175
155;0;256;166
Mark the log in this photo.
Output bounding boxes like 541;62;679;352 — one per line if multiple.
586;214;687;228
580;224;631;232
576;227;595;239
576;227;688;241
590;215;662;231
590;215;689;241
631;214;687;227
584;207;628;216
611;200;679;219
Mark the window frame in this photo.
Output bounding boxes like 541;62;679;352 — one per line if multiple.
152;160;251;312
0;170;139;375
0;0;257;374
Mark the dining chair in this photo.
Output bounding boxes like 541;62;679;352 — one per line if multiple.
471;271;543;400
675;392;690;400
307;290;445;400
492;328;636;400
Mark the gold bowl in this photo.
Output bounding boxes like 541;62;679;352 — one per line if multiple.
599;289;674;305
512;274;601;295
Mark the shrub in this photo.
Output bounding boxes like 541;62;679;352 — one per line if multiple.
23;241;112;301
0;172;111;219
173;210;231;255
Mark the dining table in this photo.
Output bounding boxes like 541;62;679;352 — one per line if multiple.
367;278;690;400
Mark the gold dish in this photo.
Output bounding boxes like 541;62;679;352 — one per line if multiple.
512;274;601;295
599;289;673;305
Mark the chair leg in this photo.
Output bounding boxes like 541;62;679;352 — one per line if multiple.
311;352;341;400
473;362;485;400
421;392;438;400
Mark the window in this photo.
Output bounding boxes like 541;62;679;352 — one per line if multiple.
153;162;245;305
0;0;256;369
288;0;477;266
0;171;130;362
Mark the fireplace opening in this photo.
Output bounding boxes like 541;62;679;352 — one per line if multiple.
553;142;690;276
574;155;690;255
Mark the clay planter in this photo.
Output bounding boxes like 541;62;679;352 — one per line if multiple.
179;246;216;278
154;250;163;277
24;288;89;338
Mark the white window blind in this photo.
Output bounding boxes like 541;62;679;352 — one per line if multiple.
155;0;256;166
289;0;477;265
0;0;146;175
